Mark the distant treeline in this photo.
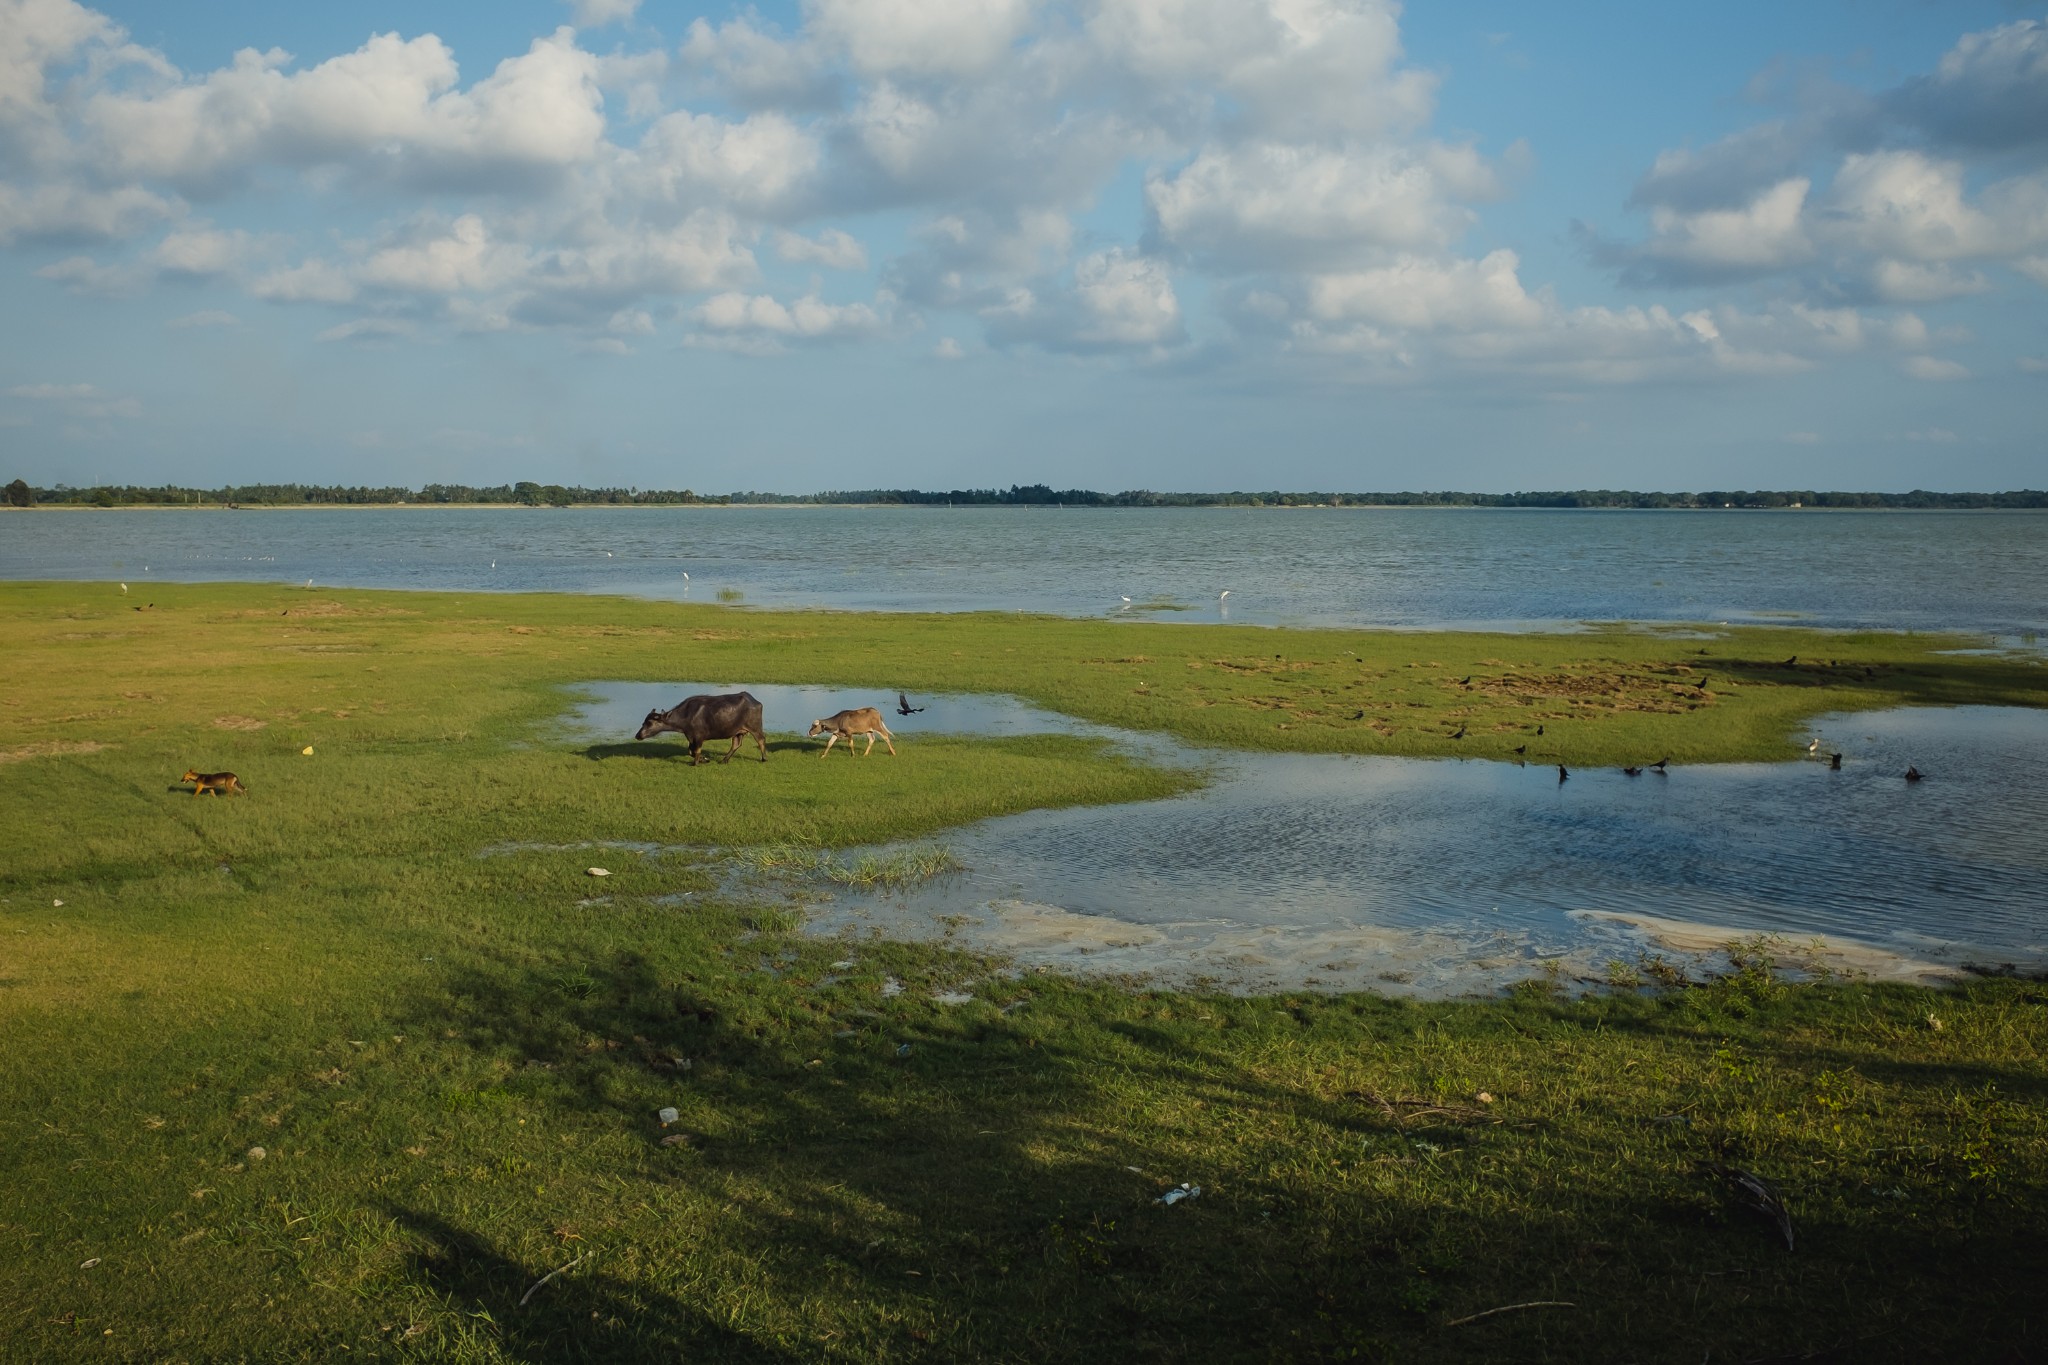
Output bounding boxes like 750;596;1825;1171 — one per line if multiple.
8;478;2047;511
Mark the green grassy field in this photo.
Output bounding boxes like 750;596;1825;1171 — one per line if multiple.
2;580;2045;1362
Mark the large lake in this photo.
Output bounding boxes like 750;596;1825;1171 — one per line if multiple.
4;505;2046;637
12;503;2045;992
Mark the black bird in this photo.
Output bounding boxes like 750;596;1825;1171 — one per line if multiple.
1450;725;1467;739
1782;655;1798;667
1350;709;1366;720
1557;764;1570;782
1513;745;1527;756
1829;752;1843;770
1905;766;1923;782
1458;675;1473;685
897;693;925;716
1622;766;1642;777
1650;756;1670;772
1696;675;1710;691
1535;725;1545;737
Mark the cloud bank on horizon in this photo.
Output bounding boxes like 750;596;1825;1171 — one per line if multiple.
1;0;2044;491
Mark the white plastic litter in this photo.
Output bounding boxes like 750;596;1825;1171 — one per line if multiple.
586;868;610;877
657;1106;679;1126
1157;1183;1201;1206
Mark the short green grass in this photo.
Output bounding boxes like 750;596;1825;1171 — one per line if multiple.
2;580;2045;1362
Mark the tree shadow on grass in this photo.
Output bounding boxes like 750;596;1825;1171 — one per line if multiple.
385;1205;794;1365
385;947;2048;1361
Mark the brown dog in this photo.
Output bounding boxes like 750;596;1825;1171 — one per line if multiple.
181;769;246;798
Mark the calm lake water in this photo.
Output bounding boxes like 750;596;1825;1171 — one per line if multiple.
5;505;2046;637
569;684;2048;994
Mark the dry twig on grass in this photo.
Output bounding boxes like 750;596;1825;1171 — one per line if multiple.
1445;1301;1577;1327
519;1252;590;1306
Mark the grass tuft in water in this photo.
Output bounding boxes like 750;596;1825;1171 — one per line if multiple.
824;844;960;888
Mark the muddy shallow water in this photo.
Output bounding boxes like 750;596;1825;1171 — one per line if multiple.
566;684;2048;995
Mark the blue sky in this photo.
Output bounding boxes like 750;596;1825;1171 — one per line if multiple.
2;0;2044;493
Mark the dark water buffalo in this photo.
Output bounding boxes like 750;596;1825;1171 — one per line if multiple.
635;692;768;765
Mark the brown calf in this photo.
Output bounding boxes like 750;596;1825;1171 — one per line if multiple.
806;707;896;758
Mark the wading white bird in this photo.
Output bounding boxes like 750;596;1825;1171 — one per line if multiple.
1219;589;1231;600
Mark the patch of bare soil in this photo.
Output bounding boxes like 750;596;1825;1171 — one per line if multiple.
0;740;109;764
212;715;267;731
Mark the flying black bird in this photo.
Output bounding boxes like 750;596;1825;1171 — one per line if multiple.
1513;745;1527;755
1622;766;1642;776
897;693;925;716
1905;766;1923;782
1451;725;1467;739
1698;1161;1795;1252
1830;753;1843;770
1557;764;1570;782
1650;756;1670;772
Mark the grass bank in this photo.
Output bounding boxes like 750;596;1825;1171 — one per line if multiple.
1;580;2044;1362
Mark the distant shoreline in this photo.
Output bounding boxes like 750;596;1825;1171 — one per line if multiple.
7;500;2046;513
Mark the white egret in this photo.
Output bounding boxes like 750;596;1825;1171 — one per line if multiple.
120;583;127;593
1219;589;1231;600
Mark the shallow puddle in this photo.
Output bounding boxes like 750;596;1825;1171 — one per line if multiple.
562;681;1134;746
565;685;2048;995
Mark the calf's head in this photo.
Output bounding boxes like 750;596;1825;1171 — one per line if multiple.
806;719;828;738
635;709;668;741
